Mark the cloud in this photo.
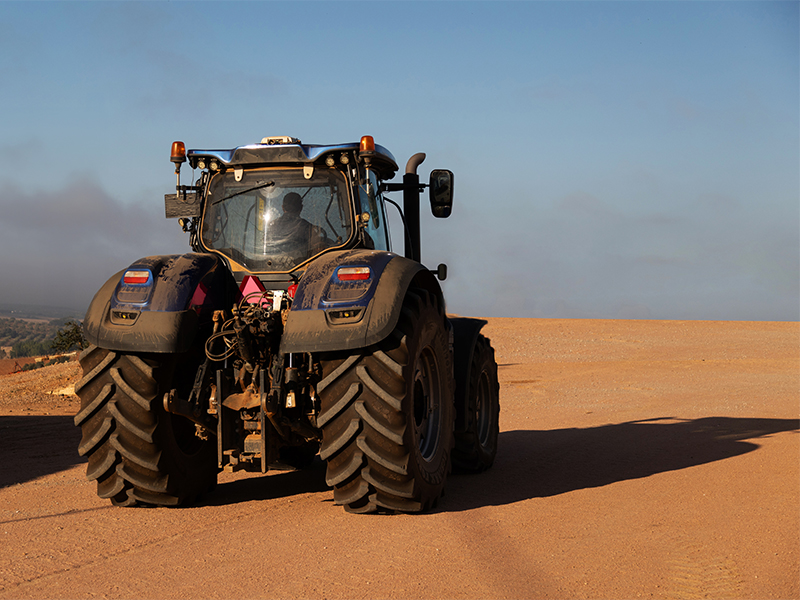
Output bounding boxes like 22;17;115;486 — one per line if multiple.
0;177;188;310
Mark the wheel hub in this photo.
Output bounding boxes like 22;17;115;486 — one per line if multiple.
413;346;441;462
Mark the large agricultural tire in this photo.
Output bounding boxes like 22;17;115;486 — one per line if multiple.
73;345;217;507
317;288;454;513
452;334;500;472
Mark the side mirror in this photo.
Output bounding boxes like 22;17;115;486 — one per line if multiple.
429;169;453;218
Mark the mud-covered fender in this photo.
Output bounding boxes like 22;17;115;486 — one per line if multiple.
449;317;488;433
84;253;235;353
281;249;442;354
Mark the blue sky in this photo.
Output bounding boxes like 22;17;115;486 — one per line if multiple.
0;1;797;320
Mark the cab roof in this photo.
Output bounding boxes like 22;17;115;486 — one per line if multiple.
186;138;399;180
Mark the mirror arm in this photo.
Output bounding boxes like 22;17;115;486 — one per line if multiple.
381;182;426;193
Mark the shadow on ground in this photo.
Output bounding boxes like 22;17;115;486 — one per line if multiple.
210;415;798;511
0;415;83;487
4;414;796;513
204;460;329;506
443;415;799;511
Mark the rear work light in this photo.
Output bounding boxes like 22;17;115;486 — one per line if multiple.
336;267;371;281
123;270;151;285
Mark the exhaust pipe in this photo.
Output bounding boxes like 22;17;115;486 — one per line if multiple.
403;153;426;263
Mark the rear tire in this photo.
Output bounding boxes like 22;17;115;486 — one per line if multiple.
452;334;499;472
74;345;217;506
317;288;454;513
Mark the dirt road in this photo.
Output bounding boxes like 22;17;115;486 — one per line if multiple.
1;319;797;599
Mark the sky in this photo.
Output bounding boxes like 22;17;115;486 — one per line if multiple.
0;1;797;321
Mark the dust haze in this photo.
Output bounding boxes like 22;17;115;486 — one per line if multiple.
0;177;185;311
1;172;797;321
428;181;799;321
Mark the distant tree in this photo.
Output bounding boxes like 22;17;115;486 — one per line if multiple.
51;320;87;353
10;339;52;358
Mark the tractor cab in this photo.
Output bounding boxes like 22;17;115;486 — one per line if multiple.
166;136;453;282
167;136;403;280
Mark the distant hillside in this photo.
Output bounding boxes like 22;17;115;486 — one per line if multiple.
0;316;81;358
0;303;85;322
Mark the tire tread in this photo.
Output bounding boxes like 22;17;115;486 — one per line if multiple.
75;345;216;507
318;288;454;513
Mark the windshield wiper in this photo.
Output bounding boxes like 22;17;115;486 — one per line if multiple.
211;180;275;205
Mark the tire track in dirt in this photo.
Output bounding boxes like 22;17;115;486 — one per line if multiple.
0;482;308;596
663;538;744;599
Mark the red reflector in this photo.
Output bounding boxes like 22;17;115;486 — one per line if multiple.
338;267;371;281
287;283;298;299
123;270;150;285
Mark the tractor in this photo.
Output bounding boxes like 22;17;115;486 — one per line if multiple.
75;135;499;513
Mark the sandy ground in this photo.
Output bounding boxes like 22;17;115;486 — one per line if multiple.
0;318;797;599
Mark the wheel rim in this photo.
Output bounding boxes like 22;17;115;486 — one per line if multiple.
476;370;492;447
413;345;442;462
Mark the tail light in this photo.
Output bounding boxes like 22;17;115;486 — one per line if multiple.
123;270;151;285
336;267;371;281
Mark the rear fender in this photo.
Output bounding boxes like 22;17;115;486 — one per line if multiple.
84;253;234;353
281;249;442;353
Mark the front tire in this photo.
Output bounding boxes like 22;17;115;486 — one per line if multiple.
317;288;454;513
74;345;217;506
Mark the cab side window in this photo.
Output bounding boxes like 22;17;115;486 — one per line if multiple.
358;170;391;251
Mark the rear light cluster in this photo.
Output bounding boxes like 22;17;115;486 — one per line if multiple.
123;270;151;285
336;267;371;281
324;266;373;321
116;269;153;306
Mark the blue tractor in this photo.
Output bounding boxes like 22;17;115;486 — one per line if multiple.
75;136;499;513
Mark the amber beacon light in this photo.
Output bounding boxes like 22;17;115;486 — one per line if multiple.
171;141;186;166
171;141;187;189
359;135;375;153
